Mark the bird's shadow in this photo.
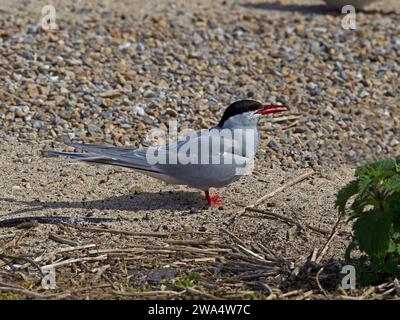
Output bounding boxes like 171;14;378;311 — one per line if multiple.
0;191;207;216
241;2;381;15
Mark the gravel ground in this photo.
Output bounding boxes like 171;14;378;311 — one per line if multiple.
0;0;399;299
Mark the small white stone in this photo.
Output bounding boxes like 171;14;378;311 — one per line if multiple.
131;105;145;116
119;42;131;50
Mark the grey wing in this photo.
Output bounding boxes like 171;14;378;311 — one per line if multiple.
44;128;253;189
153;129;253;189
64;143;159;173
156;153;251;190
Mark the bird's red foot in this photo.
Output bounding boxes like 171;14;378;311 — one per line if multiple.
205;191;224;206
209;195;224;206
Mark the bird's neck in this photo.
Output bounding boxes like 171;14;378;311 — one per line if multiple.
217;122;260;158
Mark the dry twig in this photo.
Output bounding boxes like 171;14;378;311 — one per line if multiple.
315;216;341;264
246;207;329;235
63;223;169;238
185;287;224;300
252;170;315;207
316;268;330;299
48;233;78;246
41;254;107;270
232;170;315;222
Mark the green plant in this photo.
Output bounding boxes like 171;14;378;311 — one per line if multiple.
243;291;262;300
0;293;22;300
336;158;400;286
174;272;202;288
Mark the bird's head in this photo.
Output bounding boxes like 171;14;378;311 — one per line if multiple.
218;99;288;129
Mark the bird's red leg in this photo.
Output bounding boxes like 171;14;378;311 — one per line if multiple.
204;190;224;206
205;190;212;205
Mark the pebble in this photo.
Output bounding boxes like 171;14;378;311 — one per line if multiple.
32;121;44;129
87;123;101;134
131;105;145;116
390;138;399;147
118;42;132;50
143;90;156;98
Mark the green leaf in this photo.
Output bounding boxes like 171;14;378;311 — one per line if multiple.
385;176;400;192
174;272;201;288
345;240;358;262
353;210;392;260
336;180;359;215
382;259;398;275
359;271;380;286
377;158;397;173
358;175;372;194
355;164;369;179
341;158;400;286
388;240;397;253
350;193;375;214
392;232;400;241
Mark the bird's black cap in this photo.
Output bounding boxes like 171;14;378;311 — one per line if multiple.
218;100;263;127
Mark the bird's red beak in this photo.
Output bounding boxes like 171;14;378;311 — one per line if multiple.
255;104;289;115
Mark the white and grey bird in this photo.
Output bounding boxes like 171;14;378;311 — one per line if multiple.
44;100;288;206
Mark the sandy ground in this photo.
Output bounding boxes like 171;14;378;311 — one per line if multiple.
0;135;353;253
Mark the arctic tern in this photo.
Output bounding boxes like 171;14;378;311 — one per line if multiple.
44;100;288;206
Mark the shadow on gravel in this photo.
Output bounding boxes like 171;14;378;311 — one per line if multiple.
0;191;206;215
242;2;337;14
241;2;380;15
